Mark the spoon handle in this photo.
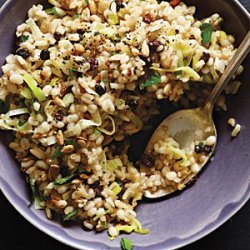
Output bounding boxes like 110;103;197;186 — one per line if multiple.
202;30;250;112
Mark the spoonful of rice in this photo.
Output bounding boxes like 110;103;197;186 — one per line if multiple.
141;30;250;199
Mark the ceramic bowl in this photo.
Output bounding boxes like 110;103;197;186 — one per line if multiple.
0;0;249;249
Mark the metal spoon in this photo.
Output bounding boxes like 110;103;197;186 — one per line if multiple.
141;30;250;199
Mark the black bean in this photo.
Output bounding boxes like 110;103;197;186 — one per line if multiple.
95;83;106;96
127;99;138;110
40;49;50;60
16;48;30;59
140;154;155;167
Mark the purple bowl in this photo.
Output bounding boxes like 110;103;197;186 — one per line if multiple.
0;0;249;249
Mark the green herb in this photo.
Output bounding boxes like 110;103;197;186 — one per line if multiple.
85;0;89;4
200;23;213;45
199;141;205;147
111;51;118;55
175;70;182;78
29;178;45;210
63;210;78;221
69;67;78;80
102;221;107;228
94;128;101;135
54;174;77;186
120;238;133;250
73;14;80;18
65;139;78;147
140;72;161;90
0;95;11;114
52;146;63;160
20;35;29;42
46;7;59;16
53;171;86;186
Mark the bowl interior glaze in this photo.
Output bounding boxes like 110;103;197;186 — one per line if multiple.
0;1;249;249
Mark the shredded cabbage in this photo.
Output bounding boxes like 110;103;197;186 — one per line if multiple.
110;218;149;240
20;87;32;99
26;18;42;41
109;182;122;195
62;93;74;107
65;111;102;137
0;118;32;133
151;66;200;81
98;116;116;135
23;74;46;102
6;108;29;117
105;158;123;172
166;146;187;166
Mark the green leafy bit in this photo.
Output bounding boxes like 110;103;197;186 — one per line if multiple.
73;13;80;18
199;141;205;147
140;72;161;89
69;67;78;80
175;70;182;78
0;95;11;114
85;0;89;4
200;23;213;45
63;210;78;221
52;146;63;160
23;74;46;102
29;178;45;210
109;182;122;196
20;35;29;42
120;238;133;250
46;7;59;16
53;171;86;186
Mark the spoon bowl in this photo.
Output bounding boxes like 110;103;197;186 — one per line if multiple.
141;108;217;199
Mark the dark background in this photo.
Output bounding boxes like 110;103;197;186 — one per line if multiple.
0;0;249;249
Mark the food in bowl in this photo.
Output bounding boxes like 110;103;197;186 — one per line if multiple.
0;0;243;239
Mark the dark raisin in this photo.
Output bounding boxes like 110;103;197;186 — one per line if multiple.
110;141;124;156
60;165;69;177
204;145;213;155
55;110;64;121
77;29;85;34
143;13;152;24
149;40;161;51
201;52;210;63
54;32;63;41
95;83;106;96
89;181;100;189
195;145;203;153
150;40;161;47
40;49;50;60
116;0;124;11
88;58;98;70
140;154;155;167
16;48;30;59
128;99;138;110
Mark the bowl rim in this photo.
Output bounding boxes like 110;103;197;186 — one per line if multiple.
0;0;249;249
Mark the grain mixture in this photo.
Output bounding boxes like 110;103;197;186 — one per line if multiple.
0;0;243;238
